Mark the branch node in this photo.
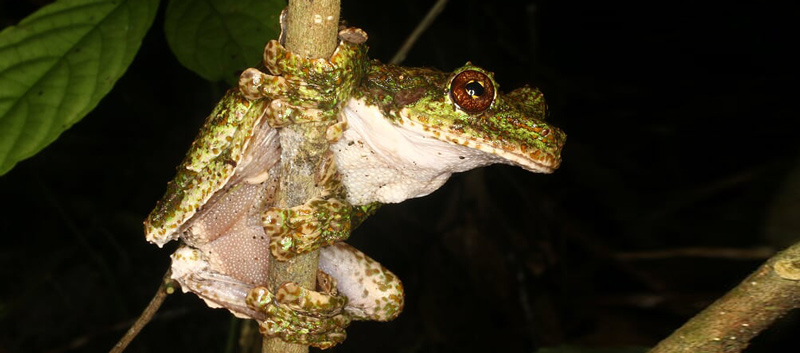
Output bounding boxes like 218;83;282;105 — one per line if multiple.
773;258;800;280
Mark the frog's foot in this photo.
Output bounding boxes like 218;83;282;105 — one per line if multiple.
262;27;367;92
263;197;351;260
170;246;264;319
325;120;348;143
238;27;368;127
247;276;351;349
239;69;332;127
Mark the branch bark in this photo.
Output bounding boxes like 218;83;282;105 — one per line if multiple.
649;242;800;353
263;1;341;353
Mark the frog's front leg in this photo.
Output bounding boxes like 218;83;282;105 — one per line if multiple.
264;196;353;260
263;198;385;260
238;27;368;128
261;147;380;260
238;69;329;127
261;148;347;260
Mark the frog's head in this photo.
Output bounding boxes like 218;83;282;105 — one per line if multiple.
395;63;565;173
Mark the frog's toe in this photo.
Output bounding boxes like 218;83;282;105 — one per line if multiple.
266;223;329;260
330;28;368;66
238;68;290;101
337;27;368;46
263;321;348;349
261;40;283;74
309;330;348;349
275;281;348;314
262;206;304;260
264;98;330;126
263;203;334;259
262;308;350;335
268;233;296;260
262;198;352;260
262;207;288;236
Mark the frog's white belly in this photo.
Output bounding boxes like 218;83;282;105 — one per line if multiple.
333;98;506;205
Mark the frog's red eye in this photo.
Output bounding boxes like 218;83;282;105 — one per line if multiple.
450;70;495;113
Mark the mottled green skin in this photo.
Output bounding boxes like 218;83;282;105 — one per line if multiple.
142;28;367;349
147;28;370;251
247;279;350;348
144;90;269;246
355;63;445;116
357;62;565;169
260;143;381;260
239;29;376;262
240;35;564;346
147;28;387;349
256;58;564;267
237;25;564;263
239;28;369;126
146;21;564;349
236;27;565;347
264;194;380;260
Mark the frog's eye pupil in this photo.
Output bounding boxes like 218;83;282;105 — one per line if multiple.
465;80;484;98
450;70;495;114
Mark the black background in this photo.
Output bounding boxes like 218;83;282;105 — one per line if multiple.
0;0;796;352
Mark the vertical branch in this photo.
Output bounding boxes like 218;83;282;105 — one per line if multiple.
264;1;341;353
284;0;340;59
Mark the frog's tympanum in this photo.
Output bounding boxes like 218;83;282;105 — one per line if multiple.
144;24;565;348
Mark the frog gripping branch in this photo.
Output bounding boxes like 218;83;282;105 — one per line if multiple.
144;17;565;350
144;26;402;349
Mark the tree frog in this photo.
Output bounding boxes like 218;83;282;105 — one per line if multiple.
144;24;564;348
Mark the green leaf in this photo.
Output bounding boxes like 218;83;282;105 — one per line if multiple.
164;0;282;85
0;0;159;176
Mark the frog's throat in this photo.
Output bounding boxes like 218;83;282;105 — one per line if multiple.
395;109;561;174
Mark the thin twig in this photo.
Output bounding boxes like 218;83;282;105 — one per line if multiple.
109;269;175;353
390;0;448;65
615;246;774;261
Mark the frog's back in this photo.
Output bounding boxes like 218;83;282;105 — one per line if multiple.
144;89;273;247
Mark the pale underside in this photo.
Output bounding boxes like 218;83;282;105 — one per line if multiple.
333;98;545;206
171;242;398;320
168;112;401;321
178;122;281;287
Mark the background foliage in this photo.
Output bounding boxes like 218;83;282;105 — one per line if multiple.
0;0;158;175
0;0;795;352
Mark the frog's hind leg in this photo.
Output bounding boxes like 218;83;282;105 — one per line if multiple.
318;243;405;321
170;246;265;320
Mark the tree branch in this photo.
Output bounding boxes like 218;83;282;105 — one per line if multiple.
649;241;800;353
263;1;341;353
390;0;448;65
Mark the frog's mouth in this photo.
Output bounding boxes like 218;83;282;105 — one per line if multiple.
396;114;564;174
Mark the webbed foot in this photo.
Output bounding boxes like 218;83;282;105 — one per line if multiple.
262;197;352;260
246;271;351;349
238;27;368;127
